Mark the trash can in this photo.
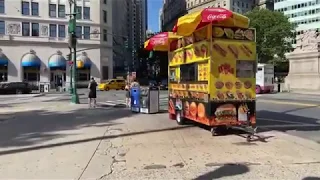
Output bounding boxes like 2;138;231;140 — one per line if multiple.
140;86;160;114
130;86;141;112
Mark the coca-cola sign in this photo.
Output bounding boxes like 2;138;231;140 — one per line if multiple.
206;13;228;21
150;38;166;45
202;8;232;22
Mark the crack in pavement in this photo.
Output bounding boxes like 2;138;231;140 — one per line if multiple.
98;128;129;179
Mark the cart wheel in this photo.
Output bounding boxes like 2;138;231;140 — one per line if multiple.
169;113;175;120
175;111;185;125
210;127;218;136
246;135;252;142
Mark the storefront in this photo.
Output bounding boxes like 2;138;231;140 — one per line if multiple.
0;49;8;82
76;52;91;84
21;50;41;88
48;51;67;89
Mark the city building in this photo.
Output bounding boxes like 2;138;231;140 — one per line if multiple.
130;0;147;72
112;0;148;76
159;8;163;31
274;0;320;46
0;0;112;89
162;0;187;31
112;0;130;77
256;0;274;10
162;0;272;32
187;0;255;14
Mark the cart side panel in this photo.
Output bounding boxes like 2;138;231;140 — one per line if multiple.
207;26;257;126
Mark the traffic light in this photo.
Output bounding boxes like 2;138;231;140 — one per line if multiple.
68;19;75;33
66;54;71;61
68;34;77;48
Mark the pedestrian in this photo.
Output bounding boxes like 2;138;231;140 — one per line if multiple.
125;84;131;107
88;77;97;108
130;78;140;88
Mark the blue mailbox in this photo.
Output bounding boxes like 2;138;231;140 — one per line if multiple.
130;87;140;112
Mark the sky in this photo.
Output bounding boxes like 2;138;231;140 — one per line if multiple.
147;0;163;32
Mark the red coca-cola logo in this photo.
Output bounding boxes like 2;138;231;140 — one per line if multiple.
206;13;228;21
151;38;165;45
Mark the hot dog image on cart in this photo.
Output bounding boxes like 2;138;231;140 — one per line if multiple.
168;8;257;141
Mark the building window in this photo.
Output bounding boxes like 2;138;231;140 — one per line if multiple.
76;26;82;39
58;5;65;18
22;22;30;36
103;29;107;41
83;26;90;39
49;4;56;17
31;23;39;36
83;7;90;19
104;0;107;4
103;10;107;23
58;25;65;38
0;21;4;34
49;24;57;37
24;68;40;81
77;68;90;81
31;2;38;16
76;6;82;19
22;1;30;15
0;0;4;14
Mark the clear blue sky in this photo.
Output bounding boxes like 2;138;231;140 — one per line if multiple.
147;0;163;32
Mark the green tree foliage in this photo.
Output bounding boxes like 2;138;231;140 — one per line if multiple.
245;8;295;64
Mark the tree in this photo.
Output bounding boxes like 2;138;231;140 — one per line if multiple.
245;8;295;64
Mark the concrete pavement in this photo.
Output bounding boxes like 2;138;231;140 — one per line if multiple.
0;101;319;179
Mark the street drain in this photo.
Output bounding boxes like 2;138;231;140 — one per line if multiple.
143;164;167;170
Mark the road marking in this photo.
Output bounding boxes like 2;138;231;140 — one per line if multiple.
258;124;320;128
257;117;317;125
258;99;320;107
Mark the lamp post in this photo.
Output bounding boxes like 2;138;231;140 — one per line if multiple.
68;0;79;104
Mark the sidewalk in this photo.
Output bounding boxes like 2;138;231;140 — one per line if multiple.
97;114;320;179
259;92;320;104
0;103;319;179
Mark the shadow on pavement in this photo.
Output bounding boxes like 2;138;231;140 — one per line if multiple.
194;163;249;180
302;177;320;180
0;107;134;149
257;110;320;133
0;125;193;156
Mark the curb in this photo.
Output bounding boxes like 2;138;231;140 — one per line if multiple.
97;102;127;108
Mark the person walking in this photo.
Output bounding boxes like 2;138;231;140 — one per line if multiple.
88;77;98;108
125;84;131;107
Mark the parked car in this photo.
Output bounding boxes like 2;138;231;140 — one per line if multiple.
148;80;158;87
98;79;126;91
0;82;32;94
159;79;168;90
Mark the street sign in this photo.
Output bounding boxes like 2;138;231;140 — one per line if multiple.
68;19;75;33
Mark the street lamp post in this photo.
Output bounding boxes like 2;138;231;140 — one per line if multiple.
68;0;79;104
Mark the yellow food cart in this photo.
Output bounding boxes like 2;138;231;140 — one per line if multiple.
168;8;257;141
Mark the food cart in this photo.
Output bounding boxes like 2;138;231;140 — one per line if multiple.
168;8;257;141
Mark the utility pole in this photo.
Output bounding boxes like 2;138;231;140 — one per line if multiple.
68;0;79;104
66;51;72;94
